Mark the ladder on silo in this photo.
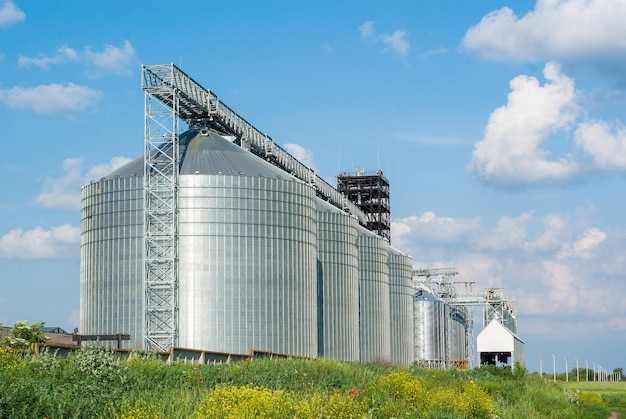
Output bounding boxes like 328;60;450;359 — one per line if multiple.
142;65;185;351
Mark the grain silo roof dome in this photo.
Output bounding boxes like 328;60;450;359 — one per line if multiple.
102;129;298;180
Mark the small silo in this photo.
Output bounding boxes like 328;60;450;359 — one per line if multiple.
413;289;446;368
316;199;359;361
388;247;414;366
447;306;468;363
357;226;390;363
81;129;319;357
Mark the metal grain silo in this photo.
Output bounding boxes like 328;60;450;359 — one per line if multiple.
81;129;319;357
80;170;144;349
357;226;390;363
316;199;359;361
413;289;446;368
388;247;414;366
447;306;468;363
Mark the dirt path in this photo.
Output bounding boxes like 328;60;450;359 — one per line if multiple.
608;412;621;419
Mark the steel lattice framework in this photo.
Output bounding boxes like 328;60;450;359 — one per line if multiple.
142;64;181;351
140;63;369;351
141;63;367;225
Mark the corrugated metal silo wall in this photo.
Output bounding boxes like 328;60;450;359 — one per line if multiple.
177;175;318;357
357;230;390;363
316;208;359;361
388;249;414;366
414;293;446;366
80;177;144;349
448;306;468;362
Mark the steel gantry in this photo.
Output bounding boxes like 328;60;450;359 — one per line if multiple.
141;63;370;351
143;65;182;351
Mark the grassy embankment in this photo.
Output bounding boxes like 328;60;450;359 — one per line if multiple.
1;345;624;418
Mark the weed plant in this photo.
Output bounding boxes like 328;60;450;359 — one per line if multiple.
0;346;620;418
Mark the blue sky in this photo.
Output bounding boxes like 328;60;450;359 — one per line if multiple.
1;0;625;373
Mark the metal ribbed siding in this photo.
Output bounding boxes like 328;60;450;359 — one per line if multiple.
414;291;446;366
177;174;318;357
448;306;467;361
388;248;414;366
357;228;390;363
80;177;144;349
316;201;359;361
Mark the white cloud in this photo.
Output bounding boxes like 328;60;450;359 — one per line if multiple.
0;1;25;28
381;30;410;58
0;83;102;114
468;62;581;185
0;224;80;259
574;121;626;170
17;40;136;76
359;21;375;40
544;260;580;309
284;143;318;173
394;207;625;330
525;214;570;253
392;211;483;246
556;227;606;259
84;40;136;77
462;0;626;70
358;21;410;59
18;45;79;69
34;156;132;210
480;212;532;251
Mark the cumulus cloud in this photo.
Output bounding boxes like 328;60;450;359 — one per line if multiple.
392;211;483;246
358;21;410;59
393;207;624;326
0;1;24;28
18;45;79;69
84;40;136;77
462;0;626;72
0;83;102;114
543;260;580;309
283;143;317;173
574;121;626;170
17;40;136;76
468;62;582;185
34;156;132;210
381;30;410;58
556;227;606;259
481;212;532;251
525;214;570;252
0;224;80;259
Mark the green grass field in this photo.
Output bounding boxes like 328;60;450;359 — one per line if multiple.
563;381;626;416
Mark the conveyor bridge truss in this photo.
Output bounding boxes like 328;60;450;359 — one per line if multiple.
141;63;368;351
